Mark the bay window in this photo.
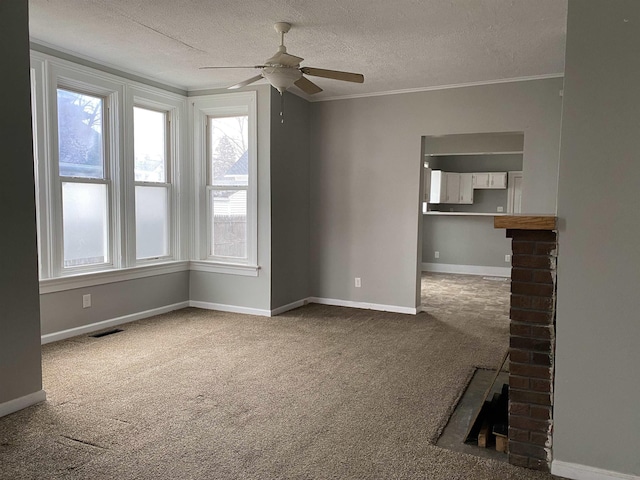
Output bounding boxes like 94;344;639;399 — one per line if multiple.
31;53;186;286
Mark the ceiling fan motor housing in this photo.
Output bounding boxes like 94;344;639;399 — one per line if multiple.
262;66;302;94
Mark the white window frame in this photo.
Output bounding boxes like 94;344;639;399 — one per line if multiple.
30;52;188;290
47;63;123;277
126;86;185;267
191;92;258;276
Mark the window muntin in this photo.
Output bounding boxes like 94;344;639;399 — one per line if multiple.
133;106;171;260
207;114;249;260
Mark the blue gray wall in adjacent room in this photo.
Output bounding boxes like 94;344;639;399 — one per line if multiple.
422;216;511;269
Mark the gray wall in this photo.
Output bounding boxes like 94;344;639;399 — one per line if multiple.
554;1;640;476
40;272;189;335
0;1;43;404
422;216;512;268
310;78;563;310
270;90;311;309
189;85;272;311
427;153;523;172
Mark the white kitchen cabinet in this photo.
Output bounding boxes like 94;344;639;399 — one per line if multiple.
444;172;460;203
429;171;474;204
472;172;490;188
489;172;507;188
458;173;474;204
429;170;444;203
423;166;432;202
472;172;508;189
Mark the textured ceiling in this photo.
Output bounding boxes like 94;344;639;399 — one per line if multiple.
28;0;567;100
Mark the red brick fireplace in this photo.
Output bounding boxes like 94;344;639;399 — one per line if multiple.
494;215;557;472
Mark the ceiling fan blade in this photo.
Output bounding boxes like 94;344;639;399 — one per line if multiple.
228;75;264;90
199;65;264;70
294;76;323;95
266;51;303;67
300;67;364;83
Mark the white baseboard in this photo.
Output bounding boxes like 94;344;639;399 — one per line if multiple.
552;461;640;480
0;390;46;418
271;299;308;316
189;300;271;317
41;301;190;344
422;262;511;277
308;297;417;315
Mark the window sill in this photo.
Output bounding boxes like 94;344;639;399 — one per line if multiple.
39;261;190;294
189;261;260;277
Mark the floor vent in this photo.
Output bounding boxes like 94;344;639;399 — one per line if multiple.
482;276;509;282
90;328;123;338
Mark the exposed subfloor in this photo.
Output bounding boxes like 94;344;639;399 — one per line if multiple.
436;368;509;462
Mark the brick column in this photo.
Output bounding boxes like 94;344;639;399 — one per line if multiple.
506;229;557;472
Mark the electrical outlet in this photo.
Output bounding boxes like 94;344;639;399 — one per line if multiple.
497;206;504;212
355;277;361;288
82;294;92;309
434;251;440;259
505;254;511;263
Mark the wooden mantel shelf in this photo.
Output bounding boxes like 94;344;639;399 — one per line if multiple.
494;215;557;230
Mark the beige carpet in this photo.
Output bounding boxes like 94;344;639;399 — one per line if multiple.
0;274;559;479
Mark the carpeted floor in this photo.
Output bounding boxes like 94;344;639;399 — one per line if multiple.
0;274;559;479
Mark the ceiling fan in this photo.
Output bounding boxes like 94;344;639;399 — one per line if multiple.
200;22;364;95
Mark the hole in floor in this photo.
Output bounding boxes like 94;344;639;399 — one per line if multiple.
436;367;509;462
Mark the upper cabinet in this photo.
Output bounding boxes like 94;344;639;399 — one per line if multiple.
429;171;474;204
472;172;507;189
459;173;474;203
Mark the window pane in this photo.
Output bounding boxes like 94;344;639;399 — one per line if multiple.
57;89;104;178
62;182;108;267
209;116;248;187
210;189;247;258
135;186;169;259
134;107;166;182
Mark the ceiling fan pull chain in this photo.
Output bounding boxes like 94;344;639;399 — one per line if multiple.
280;92;285;124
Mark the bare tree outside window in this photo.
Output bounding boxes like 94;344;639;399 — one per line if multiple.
209;115;248;258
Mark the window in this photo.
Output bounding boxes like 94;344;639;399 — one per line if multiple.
208;115;248;259
192;92;258;275
30;54;187;285
57;88;110;268
134;106;170;260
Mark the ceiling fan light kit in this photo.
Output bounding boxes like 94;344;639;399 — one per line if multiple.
200;22;364;96
262;66;302;94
